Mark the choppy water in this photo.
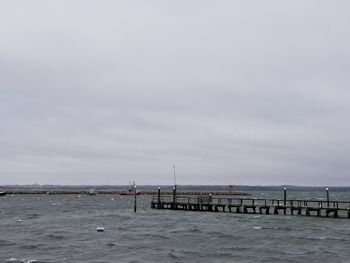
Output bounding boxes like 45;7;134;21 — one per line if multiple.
1;191;350;263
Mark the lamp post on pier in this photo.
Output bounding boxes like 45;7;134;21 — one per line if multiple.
173;165;177;205
173;165;176;190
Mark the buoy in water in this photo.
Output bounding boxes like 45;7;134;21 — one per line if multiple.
96;227;104;232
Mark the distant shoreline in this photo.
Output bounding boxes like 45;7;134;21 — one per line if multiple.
1;190;250;196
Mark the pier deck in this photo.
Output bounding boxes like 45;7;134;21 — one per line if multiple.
151;195;350;218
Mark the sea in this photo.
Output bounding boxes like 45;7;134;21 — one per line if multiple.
1;189;350;263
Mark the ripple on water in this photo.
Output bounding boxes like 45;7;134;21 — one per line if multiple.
5;259;51;263
25;213;40;220
2;193;350;262
147;233;169;240
168;250;184;260
262;226;293;231
105;242;118;247
45;234;65;240
19;244;43;250
188;226;201;233
0;240;17;247
304;235;350;242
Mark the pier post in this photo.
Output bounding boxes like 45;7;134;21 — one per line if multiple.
326;188;329;207
157;187;161;209
172;187;176;208
283;188;287;215
134;184;137;213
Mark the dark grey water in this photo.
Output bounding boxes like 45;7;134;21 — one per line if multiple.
1;191;350;263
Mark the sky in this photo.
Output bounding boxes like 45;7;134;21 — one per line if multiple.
1;1;350;186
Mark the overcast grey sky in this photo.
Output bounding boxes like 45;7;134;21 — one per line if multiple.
1;1;350;186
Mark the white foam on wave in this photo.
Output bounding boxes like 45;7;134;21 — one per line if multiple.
7;257;46;262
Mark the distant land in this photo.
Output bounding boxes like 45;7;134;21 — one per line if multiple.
1;184;350;193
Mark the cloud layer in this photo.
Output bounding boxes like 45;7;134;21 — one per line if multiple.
1;1;350;185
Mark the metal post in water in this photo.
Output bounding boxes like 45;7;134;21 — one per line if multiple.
134;184;137;213
283;187;287;205
326;187;329;207
172;187;176;204
157;187;161;209
173;165;177;199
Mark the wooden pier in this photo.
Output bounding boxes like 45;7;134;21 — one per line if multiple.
151;195;350;218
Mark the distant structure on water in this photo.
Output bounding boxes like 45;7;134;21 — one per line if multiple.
120;181;140;196
87;188;96;195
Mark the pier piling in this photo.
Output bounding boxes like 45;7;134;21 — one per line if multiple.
172;187;176;208
157;187;161;209
134;185;137;213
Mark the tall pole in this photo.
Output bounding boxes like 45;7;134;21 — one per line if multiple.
283;187;287;205
326;187;329;207
134;184;137;213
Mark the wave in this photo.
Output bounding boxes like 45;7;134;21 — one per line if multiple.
6;258;50;263
19;244;42;250
0;240;16;247
25;213;40;220
304;236;350;242
105;242;118;247
45;234;65;240
168;252;183;260
261;226;293;231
